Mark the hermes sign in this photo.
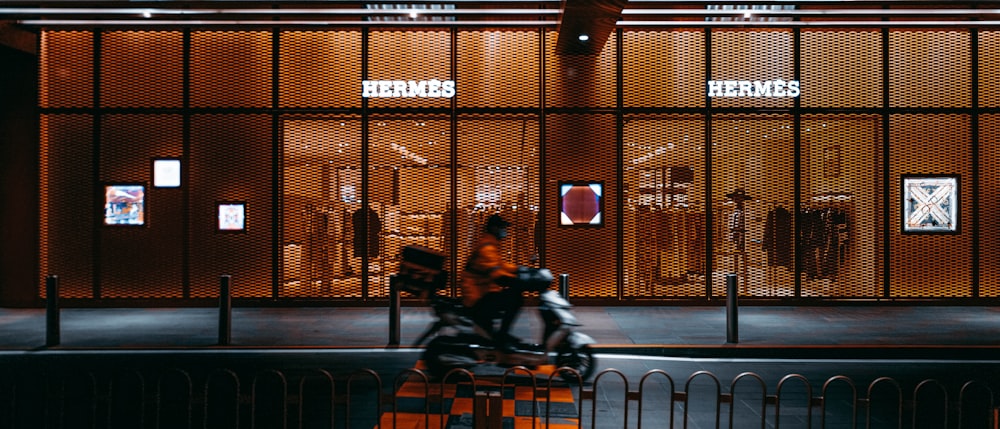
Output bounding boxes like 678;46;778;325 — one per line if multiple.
362;79;456;98
707;79;800;98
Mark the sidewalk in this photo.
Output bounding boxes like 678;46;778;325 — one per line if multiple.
2;304;999;358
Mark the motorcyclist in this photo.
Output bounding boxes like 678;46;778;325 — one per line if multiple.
461;214;524;351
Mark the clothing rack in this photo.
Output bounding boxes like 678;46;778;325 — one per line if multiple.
632;203;707;294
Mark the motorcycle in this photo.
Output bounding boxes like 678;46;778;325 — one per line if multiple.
392;247;597;381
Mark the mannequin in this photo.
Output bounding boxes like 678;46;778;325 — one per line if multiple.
726;188;751;292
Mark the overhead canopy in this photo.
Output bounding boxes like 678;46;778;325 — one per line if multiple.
3;1;1000;55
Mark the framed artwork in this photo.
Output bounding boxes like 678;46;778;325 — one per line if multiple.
901;175;959;234
103;183;146;226
217;201;247;232
152;158;182;188
558;181;604;227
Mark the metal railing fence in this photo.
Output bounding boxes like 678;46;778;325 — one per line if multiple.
0;366;995;429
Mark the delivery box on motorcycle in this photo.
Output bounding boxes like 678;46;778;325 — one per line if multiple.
393;245;448;298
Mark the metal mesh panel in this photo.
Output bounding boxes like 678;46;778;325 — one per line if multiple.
456;114;541;299
369;116;452;297
980;114;1000;298
889;114;972;298
281;116;362;298
39;31;93;109
623;30;705;108
889;30;971;108
279;31;362;109
100;31;184;109
710;29;794;109
711;115;793;298
189;115;273;298
39;114;95;299
368;31;451;109
978;31;1000;108
622;115;706;298
545;31;616;108
190;31;273;109
801;115;882;298
800;30;882;108
456;30;540;108
545;113;617;298
99;115;184;298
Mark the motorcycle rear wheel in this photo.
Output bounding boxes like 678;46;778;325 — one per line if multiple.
555;344;596;382
423;336;478;378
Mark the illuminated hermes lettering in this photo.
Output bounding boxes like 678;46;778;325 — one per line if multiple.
707;79;801;98
427;79;442;97
738;81;753;97
753;80;772;97
787;80;800;97
361;79;457;98
441;80;456;98
773;79;787;97
724;80;738;97
707;80;725;97
378;81;392;97
407;80;427;97
392;80;407;97
361;80;379;98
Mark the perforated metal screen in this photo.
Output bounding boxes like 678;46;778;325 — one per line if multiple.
40;114;94;299
623;115;706;298
889;114;972;298
34;26;997;303
99;114;184;298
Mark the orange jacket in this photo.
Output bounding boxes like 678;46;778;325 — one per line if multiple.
461;232;518;307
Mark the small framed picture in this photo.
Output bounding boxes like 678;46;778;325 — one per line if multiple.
152;158;182;188
217;201;247;233
103;183;146;226
901;175;959;234
558;181;604;227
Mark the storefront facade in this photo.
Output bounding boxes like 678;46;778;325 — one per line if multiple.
7;6;1000;305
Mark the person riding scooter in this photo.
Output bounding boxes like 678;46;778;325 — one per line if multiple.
462;214;524;351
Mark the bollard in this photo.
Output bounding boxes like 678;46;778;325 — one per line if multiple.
559;273;569;299
219;275;231;346
474;390;503;429
45;275;60;347
726;273;739;344
388;275;400;347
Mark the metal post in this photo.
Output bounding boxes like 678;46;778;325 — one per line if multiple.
45;275;59;347
726;273;738;344
388;275;400;347
474;391;503;429
219;275;231;346
474;391;489;428
559;273;569;299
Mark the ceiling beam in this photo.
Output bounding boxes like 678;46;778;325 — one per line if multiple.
0;21;36;55
555;0;627;55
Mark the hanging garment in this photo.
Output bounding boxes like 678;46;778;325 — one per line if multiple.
352;207;382;257
763;206;793;270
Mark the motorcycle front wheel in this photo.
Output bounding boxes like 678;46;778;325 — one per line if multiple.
555;344;596;382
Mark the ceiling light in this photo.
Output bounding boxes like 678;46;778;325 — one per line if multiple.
578;34;589;42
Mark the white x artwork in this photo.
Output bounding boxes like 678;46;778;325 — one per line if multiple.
903;176;958;233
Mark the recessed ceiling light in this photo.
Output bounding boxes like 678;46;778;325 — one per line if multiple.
578;34;589;42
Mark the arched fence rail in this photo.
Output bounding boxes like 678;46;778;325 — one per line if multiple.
0;366;995;429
